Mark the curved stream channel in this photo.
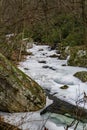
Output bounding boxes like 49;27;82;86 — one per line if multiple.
1;44;87;130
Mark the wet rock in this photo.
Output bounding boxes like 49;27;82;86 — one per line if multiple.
49;54;59;58
51;43;58;50
38;49;44;51
74;71;87;82
0;53;46;112
43;53;47;55
62;64;67;66
60;85;69;89
49;67;56;70
42;65;56;70
42;65;49;69
38;60;46;64
24;68;29;70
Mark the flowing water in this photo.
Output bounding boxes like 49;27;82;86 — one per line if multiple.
1;44;87;130
18;44;87;130
19;44;87;105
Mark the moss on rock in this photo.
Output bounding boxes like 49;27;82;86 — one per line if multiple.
0;53;46;112
58;44;87;67
74;71;87;82
68;46;87;67
60;85;69;89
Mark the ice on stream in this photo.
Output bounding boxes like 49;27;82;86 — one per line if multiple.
19;44;87;106
1;44;87;130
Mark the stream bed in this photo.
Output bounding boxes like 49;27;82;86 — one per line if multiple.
1;44;87;130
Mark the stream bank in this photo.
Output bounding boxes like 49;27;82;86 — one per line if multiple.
0;44;87;130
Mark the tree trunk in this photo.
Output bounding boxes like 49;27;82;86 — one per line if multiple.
81;0;86;45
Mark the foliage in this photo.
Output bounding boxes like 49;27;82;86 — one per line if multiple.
29;13;85;48
0;0;87;61
62;30;84;46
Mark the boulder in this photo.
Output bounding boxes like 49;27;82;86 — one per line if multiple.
0;53;46;112
38;60;46;64
60;85;69;89
74;71;87;82
49;54;59;58
58;44;87;67
68;46;87;67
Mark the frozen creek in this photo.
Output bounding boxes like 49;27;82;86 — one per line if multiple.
1;44;87;130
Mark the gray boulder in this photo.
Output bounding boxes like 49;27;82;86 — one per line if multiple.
0;53;46;112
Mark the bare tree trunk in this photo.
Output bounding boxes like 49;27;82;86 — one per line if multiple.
81;0;86;45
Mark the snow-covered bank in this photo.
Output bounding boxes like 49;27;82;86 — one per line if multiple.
1;44;87;130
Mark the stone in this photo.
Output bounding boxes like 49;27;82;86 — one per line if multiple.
38;60;46;64
62;64;67;66
74;71;87;82
68;46;87;67
0;53;46;112
42;65;49;69
38;49;44;51
24;68;29;70
42;65;56;70
60;85;69;89
49;54;59;58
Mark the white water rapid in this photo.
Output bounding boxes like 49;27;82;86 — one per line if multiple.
1;44;87;130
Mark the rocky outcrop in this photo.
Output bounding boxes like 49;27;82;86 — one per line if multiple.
57;44;69;60
0;53;46;112
58;44;87;67
74;71;87;82
68;46;87;67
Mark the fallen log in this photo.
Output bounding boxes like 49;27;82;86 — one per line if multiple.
40;90;87;123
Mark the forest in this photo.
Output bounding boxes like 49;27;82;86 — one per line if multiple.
0;0;87;63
